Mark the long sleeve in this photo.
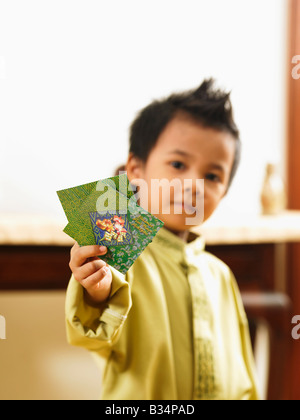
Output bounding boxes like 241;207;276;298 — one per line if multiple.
65;266;132;356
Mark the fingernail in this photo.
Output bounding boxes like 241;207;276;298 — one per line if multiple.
99;246;107;252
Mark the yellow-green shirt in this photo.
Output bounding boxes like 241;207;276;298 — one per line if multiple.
65;227;259;400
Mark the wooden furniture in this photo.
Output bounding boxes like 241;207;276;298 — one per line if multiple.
1;211;300;399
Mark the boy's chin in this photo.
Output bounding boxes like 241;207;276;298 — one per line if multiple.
159;213;204;232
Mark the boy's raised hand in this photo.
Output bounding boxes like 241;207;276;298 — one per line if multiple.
69;242;112;304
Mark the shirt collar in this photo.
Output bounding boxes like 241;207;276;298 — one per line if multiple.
152;226;205;257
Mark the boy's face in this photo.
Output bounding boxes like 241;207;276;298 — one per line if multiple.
126;114;236;233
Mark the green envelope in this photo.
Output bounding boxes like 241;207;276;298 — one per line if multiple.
57;173;164;274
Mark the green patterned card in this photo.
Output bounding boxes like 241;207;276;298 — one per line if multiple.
57;174;164;274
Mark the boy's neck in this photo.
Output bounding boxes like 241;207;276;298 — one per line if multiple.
165;227;190;243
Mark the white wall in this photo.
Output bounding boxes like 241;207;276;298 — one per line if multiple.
0;0;288;220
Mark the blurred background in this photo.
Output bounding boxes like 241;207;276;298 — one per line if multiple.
0;0;300;400
0;0;288;218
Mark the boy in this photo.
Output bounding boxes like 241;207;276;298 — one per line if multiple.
66;79;259;400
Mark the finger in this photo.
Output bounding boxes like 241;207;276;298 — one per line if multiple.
75;258;107;282
70;242;80;258
71;245;108;268
81;265;111;291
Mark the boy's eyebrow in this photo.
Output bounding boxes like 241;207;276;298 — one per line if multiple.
167;149;193;158
208;163;226;173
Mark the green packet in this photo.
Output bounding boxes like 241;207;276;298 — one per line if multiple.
57;173;164;274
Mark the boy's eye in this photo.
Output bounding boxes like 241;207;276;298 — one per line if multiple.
170;161;185;170
205;173;220;182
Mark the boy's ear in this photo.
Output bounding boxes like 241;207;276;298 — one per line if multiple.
125;153;145;184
